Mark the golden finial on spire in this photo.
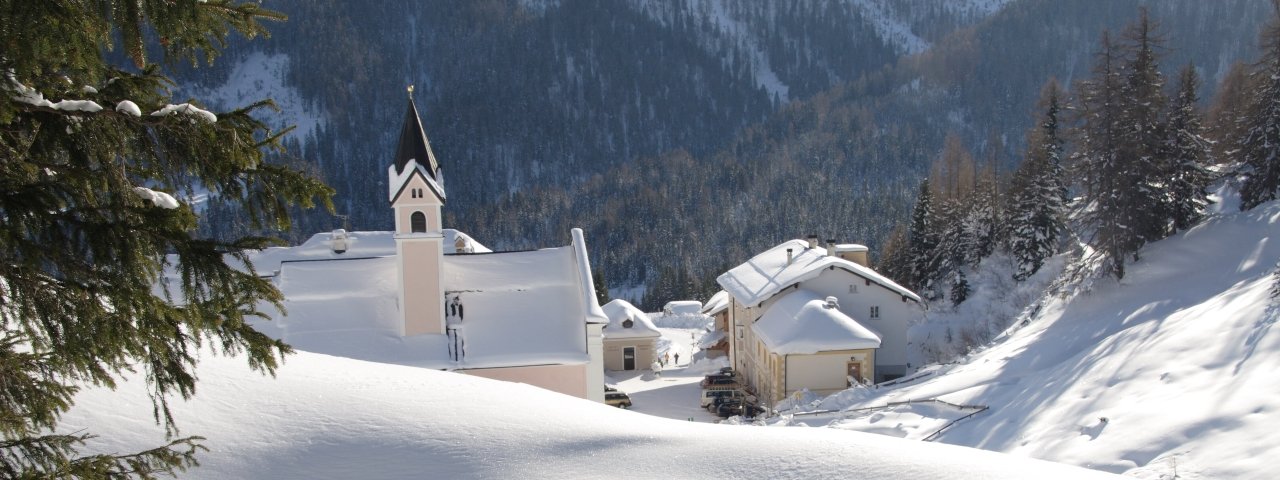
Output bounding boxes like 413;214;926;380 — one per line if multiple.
407;84;415;98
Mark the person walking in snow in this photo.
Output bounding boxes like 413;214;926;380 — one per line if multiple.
674;352;680;365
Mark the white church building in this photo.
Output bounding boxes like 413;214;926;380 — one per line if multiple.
234;96;608;402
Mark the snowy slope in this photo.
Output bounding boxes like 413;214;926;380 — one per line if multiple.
60;349;1119;479
186;52;323;141
780;190;1280;479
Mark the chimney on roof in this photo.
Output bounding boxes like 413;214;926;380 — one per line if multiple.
834;244;870;267
824;296;839;309
807;235;818;249
827;239;837;257
786;248;793;266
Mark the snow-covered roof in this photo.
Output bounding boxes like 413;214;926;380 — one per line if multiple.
442;230;606;368
255;256;451;368
834;243;868;254
387;159;445;203
243;229;489;275
717;239;920;307
233;229;595;370
752;289;881;355
664;300;703;315
697;329;727;349
600;299;662;339
702;290;730;316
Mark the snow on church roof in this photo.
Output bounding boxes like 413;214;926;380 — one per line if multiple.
601;299;661;339
244;229;488;275
752;289;881;354
443;237;606;368
251;255;452;368
717;239;920;307
231;229;606;371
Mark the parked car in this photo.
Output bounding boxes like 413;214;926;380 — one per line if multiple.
700;388;751;408
713;399;766;418
605;390;632;408
700;372;740;388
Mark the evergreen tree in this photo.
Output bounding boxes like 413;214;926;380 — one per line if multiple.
592;267;610;306
1206;62;1251;164
967;168;1002;260
0;2;331;477
1009;80;1068;281
1163;64;1214;231
1240;8;1280;210
1118;8;1171;244
1074;31;1131;279
949;269;970;307
875;224;913;286
907;180;941;299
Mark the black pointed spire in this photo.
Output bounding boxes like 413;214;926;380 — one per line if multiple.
393;92;440;177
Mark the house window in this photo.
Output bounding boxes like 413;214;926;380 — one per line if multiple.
410;211;427;233
870;306;880;319
622;319;633;328
849;284;858;294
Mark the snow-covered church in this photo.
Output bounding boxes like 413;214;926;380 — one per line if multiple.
236;96;608;402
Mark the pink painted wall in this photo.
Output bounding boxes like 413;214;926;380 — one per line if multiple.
462;363;590;399
400;239;443;336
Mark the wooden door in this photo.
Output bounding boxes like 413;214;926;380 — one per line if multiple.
623;347;636;370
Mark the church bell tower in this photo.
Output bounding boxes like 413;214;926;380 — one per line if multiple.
388;87;447;336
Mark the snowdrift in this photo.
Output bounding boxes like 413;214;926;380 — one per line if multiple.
60;349;1116;479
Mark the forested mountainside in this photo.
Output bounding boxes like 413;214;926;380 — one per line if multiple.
185;0;1271;309
189;0;950;228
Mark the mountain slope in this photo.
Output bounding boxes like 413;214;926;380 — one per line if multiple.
788;190;1280;479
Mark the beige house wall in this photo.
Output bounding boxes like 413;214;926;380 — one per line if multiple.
602;337;657;371
784;349;875;399
462;363;591;399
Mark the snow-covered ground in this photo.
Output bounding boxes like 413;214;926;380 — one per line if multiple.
61;344;1115;479
770;188;1280;479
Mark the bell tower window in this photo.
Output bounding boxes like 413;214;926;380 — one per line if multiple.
411;211;427;233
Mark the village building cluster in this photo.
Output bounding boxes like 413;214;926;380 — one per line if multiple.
229;97;923;413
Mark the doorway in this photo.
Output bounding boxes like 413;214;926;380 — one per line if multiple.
846;362;863;386
623;347;636;370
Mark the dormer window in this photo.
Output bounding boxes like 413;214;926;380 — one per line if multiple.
622;319;634;328
410;211;427;233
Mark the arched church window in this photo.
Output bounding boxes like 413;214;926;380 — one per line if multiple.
411;211;427;233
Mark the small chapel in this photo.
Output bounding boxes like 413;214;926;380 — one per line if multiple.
385;94;608;400
235;93;608;402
